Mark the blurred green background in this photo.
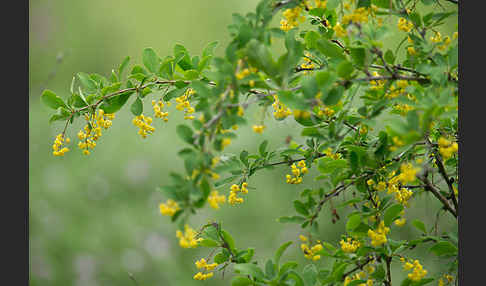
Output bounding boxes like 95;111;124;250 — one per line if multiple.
29;1;457;285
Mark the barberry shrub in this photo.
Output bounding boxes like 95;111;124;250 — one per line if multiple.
41;0;458;285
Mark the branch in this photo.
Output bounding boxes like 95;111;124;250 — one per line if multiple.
341;256;373;281
424;137;458;211
419;172;457;218
308;175;367;225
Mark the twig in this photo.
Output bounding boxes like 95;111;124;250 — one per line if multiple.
419;172;457;218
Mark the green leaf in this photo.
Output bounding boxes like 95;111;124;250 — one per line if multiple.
142;48;159;73
293;200;309;216
199;238;220;247
77;72;98;94
302;264;318;286
346;213;362;231
429;241;457;256
118;56;130;78
265;259;276;280
234;263;265;280
286;270;305;286
214;251;230;264
316;39;345;61
176;124;194;145
184;69;200;80
384;50;395;65
412;219;427;234
274;241;292;270
337;60;354;79
221;230;236;252
278;90;308;110
164;88;186;101
349;47;366;68
130;97;143;116
99;90;134;114
231;276;253;286
384;204;404;226
203;41;219;58
323;86;344;105
259;140;268;157
41;90;67;110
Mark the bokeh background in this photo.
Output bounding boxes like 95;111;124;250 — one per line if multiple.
29;1;457;285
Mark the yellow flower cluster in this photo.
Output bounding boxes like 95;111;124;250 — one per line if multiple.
176;225;202;248
324;147;342;160
52;133;70;156
208;190;226;209
132;114;155;138
271;95;292;119
252;125;265;134
193;271;214;281
228;182;248;206
299;235;323;261
293;109;311;119
78;110;115;155
407;46;417;55
176;88;196;120
397;17;414;32
342;7;370;25
438;137;458;160
367;221;390;247
394;218;406;227
280;6;306;32
401;258;427;282
344;272;373;286
221;138;231;150
393;103;414;116
193;258;218;280
317;100;336;117
340;237;361;253
333;22;347;37
236;68;251;80
286;160;308;184
389;136;404;152
152;99;169;122
385;80;409;99
369;72;385;91
159;199;180;216
385;164;418;206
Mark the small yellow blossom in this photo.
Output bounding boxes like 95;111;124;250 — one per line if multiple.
252;125;265;134
208;190;226;209
159;199;181;216
176;225;202;248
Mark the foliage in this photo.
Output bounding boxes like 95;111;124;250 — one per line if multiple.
41;0;458;285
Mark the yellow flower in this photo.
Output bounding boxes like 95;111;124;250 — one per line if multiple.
221;138;231;149
340;237;361;253
407;46;416;55
252;125;265;134
159;199;181;216
132;114;155;138
397;17;414;32
402;259;427;281
367;221;390;247
208;191;226;209
394;218;406;227
176;225;202;248
334;22;347;37
52;133;70;156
